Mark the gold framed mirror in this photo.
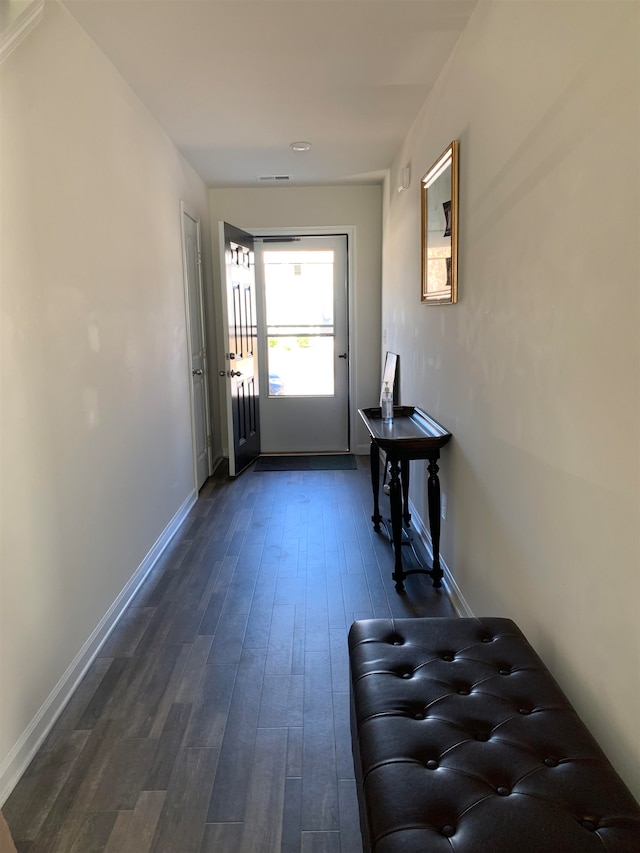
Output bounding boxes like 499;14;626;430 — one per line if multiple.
421;140;459;304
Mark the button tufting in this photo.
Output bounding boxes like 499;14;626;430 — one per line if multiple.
348;618;640;853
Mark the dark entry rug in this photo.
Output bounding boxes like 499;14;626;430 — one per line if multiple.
253;454;357;472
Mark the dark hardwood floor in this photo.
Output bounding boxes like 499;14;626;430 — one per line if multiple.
4;456;456;852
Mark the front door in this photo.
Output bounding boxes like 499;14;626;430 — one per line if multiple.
255;234;349;453
218;222;260;476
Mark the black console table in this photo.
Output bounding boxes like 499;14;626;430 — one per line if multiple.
359;406;452;592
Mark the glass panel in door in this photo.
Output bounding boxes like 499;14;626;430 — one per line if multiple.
265;249;335;396
256;235;349;453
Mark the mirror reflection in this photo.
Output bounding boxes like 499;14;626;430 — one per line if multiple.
421;140;459;304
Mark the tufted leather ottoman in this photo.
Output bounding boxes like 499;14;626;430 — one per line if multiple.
348;617;640;852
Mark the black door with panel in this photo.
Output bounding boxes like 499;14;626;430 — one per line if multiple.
222;223;260;475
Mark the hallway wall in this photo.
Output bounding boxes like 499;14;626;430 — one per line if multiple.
0;1;212;801
382;0;639;796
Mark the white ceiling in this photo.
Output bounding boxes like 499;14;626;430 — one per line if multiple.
62;0;477;188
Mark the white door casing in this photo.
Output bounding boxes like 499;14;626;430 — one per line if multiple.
181;204;211;489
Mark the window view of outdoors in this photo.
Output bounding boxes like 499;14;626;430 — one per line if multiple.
264;250;335;397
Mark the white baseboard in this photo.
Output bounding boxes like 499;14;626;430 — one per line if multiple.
210;453;226;475
0;489;197;807
407;497;474;617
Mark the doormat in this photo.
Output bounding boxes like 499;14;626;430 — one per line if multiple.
253;454;357;472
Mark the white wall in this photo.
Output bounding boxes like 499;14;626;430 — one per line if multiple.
383;0;639;796
0;1;213;801
209;185;382;454
0;1;35;31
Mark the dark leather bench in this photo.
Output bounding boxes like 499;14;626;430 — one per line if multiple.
348;616;640;852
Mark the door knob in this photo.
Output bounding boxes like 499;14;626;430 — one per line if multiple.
338;352;348;359
230;370;243;377
192;368;203;376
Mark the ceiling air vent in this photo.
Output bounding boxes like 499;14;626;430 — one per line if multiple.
257;175;291;182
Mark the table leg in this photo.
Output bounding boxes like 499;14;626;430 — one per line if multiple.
389;457;405;592
401;459;411;527
427;453;443;587
370;439;381;531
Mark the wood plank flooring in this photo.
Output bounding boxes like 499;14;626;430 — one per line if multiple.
4;457;456;852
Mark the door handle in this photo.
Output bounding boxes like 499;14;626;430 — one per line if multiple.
230;370;243;377
192;368;203;376
338;352;348;359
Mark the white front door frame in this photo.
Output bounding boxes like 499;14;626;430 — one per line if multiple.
243;224;357;454
180;201;212;489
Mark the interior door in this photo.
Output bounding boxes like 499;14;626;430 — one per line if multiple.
218;222;260;476
255;234;349;453
182;207;211;489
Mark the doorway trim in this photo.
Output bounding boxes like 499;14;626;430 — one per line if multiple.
243;224;357;453
180;201;212;489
